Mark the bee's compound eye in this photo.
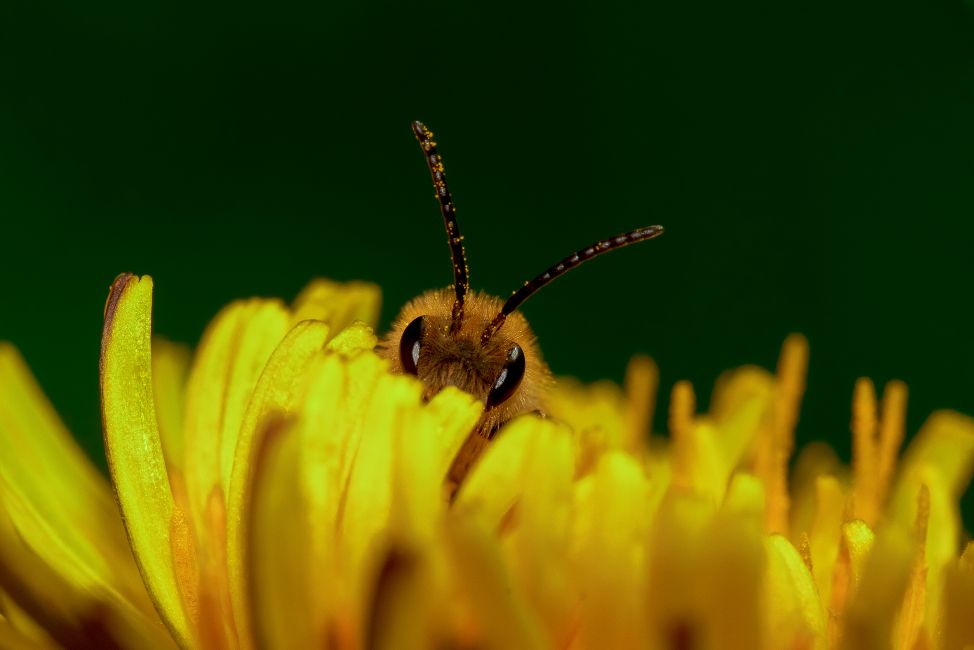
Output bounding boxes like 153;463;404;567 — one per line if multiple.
486;343;526;408
399;316;425;375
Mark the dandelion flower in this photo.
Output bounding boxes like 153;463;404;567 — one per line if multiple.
0;274;972;649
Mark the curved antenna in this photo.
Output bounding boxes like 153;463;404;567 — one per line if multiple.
482;225;665;343
412;120;469;333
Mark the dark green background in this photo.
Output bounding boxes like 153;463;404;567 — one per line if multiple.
1;1;973;522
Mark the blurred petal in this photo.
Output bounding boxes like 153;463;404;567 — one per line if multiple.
0;472;174;648
699;485;766;650
290;278;381;331
889;410;974;634
392;386;482;541
829;520;875;645
573;452;649;649
338;371;423;640
100;274;192;647
807;475;845;609
455;416;550;527
709;365;774;468
183;299;290;530
645;490;714;647
283;349;386;645
365;546;439;650
504;422;575;647
763;535;825;649
942;542;974;650
444;512;546;650
0;344;150;610
151;339;191;480
546;377;626;464
839;524;913;650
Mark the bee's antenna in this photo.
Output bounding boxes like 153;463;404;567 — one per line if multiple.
482;225;665;343
412;120;469;334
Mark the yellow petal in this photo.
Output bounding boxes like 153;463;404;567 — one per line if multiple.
942;542;974;650
890;410;974;634
830;519;875;635
100;273;192;647
152;338;190;479
807;475;845;609
0;471;174;648
455;416;550;527
338;371;423;639
444;511;546;650
287;351;391;644
365;546;441;650
839;524;914;650
645;490;715;647
709;365;775;466
545;376;626;464
225;318;331;647
763;535;825;649
697;486;766;650
0;589;55;647
290;278;381;331
504;422;576;647
183;299;290;528
325;321;378;357
245;419;318;649
790;443;845;546
573;452;649;649
392;386;481;541
0;343;150;610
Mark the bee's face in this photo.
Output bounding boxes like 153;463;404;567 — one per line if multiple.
379;288;550;435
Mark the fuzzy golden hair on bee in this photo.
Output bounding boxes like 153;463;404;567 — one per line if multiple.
377;120;664;491
380;288;551;434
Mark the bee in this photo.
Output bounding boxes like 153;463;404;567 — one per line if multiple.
379;121;664;491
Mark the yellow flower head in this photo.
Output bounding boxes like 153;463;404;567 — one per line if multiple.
0;275;972;649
